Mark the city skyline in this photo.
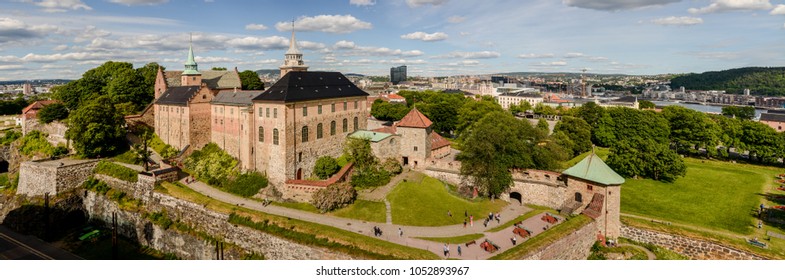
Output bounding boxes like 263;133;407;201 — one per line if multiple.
0;0;784;80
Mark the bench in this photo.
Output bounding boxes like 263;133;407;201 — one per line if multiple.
465;240;476;247
748;239;767;248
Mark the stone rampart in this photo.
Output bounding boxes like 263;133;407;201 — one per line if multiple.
522;219;597;260
621;225;766;260
17;159;99;197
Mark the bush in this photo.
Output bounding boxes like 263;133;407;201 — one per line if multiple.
19;130;56;157
222;171;268;197
311;183;357;212
350;167;391;189
381;158;402;175
314;156;341;179
0;130;21;145
95;160;139;182
82;177;111;195
37;103;69;124
150;133;179;159
183;143;237;186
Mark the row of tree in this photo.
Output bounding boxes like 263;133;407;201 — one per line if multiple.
670;67;785;96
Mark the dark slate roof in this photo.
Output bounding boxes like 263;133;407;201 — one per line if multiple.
163;70;241;89
155;86;200;106
760;112;785;123
212;90;263;106
498;91;542;98
253;71;368;102
581;193;605;219
613;96;638;103
767;110;785;115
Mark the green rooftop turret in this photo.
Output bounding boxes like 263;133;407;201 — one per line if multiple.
562;152;625;185
183;35;199;75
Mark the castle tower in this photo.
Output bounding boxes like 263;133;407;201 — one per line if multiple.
561;152;624;239
181;35;202;86
396;107;433;167
279;22;309;77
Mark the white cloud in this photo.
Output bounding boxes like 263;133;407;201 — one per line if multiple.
517;53;555;59
459;32;470;36
350;0;375;6
52;44;68;51
435;51;500;59
406;0;448;7
562;0;680;11
334;40;357;49
564;52;585;58
275;15;372;34
689;0;773;14
0;65;25;70
770;4;785;14
193;56;239;64
226;36;289;50
587;56;609;61
298;41;326;50
0;18;61;43
73;25;111;43
400;31;448;42
21;52;122;63
245;24;268;31
533;61;568;66
445;60;480;66
27;0;92;12
402;50;424;57
652;16;703;25
447;16;465;23
108;0;168;5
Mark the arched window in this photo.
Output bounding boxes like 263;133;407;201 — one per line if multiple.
342;118;348;133
353;117;358;131
330;121;336;136
302;126;309;142
258;127;264;142
317;123;323;139
273;129;279;145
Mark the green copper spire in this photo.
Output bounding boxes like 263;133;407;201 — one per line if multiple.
183;34;199;75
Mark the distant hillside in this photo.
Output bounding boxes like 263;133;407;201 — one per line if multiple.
255;69;278;76
670;67;785;96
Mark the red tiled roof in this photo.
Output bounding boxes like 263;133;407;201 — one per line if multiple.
396;107;432;128
430;131;450;150
22;100;58;115
581;193;605;219
387;93;405;100
373;126;397;134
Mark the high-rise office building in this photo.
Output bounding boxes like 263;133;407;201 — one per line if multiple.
390;65;407;85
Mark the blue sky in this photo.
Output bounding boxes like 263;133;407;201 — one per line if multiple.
1;0;784;80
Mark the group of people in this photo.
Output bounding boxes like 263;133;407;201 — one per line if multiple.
373;226;383;237
483;212;501;227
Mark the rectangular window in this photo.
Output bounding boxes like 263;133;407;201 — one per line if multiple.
258;127;264;142
331;103;335;112
354;100;358;109
266;108;270;118
274;108;278;118
343;101;347;110
587;185;593;191
414;146;418;151
273;129;279;145
303;106;307;117
318;105;322;114
258;108;263;117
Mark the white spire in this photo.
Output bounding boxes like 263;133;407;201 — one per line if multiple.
286;19;301;55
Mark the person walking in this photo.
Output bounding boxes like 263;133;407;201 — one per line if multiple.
443;244;448;257
457;245;462;256
470;215;473;227
511;236;517;245
463;219;467;228
398;227;403;237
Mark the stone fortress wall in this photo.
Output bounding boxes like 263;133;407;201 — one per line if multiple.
17;159;99;197
621;226;765;260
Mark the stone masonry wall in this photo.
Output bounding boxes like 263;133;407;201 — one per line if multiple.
87;176;353;260
621;225;765;260
54;160;100;194
17;161;57;197
522;220;597;260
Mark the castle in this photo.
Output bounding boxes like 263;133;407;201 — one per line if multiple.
152;30;445;187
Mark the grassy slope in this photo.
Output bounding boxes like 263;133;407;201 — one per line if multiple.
622;158;777;235
491;215;592;260
387;176;507;226
331;200;387;223
417;234;484;244
157;182;438;260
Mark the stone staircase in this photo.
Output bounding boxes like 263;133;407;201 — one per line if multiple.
559;199;582;216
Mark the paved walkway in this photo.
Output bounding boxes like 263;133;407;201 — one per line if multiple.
618;243;656;260
182;178;566;260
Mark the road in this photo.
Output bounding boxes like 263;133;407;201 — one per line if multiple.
0;225;81;260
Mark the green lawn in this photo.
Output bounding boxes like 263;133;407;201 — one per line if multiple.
387;175;508;226
417;234;484;244
492;215;592;260
331;200;387;223
488;205;558;232
622;158;779;235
